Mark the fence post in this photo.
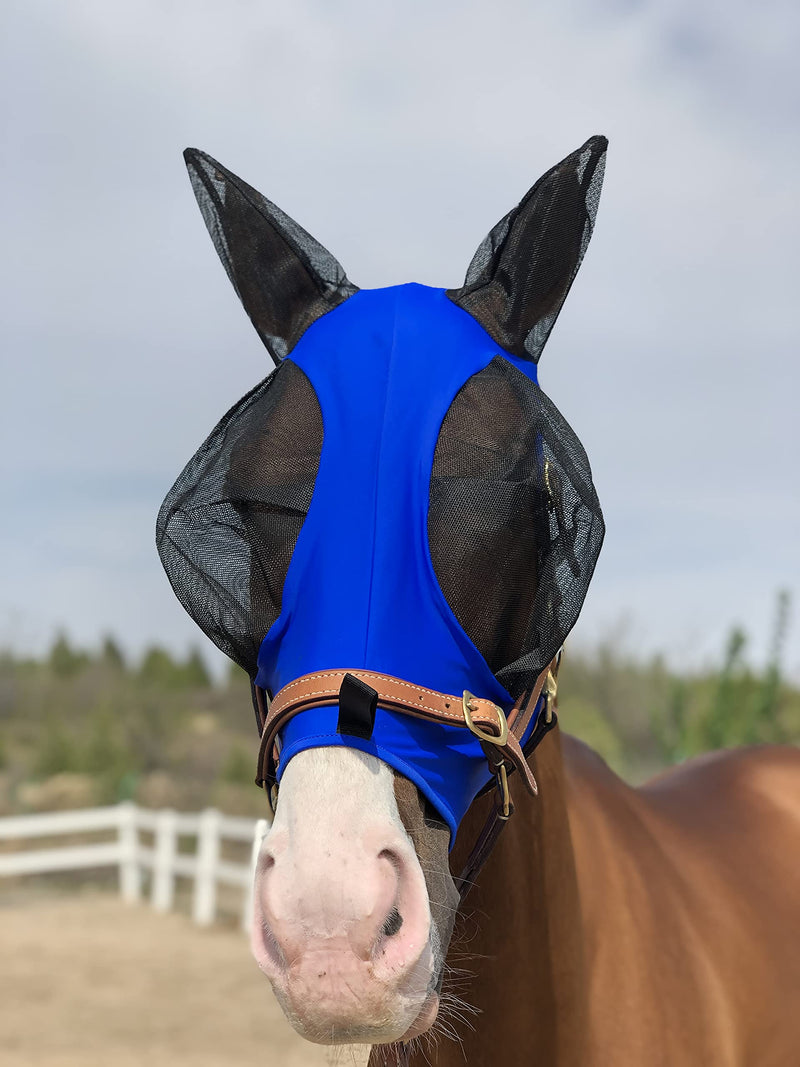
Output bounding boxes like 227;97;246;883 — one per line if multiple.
118;802;141;903
151;808;178;913
192;808;221;926
242;818;269;933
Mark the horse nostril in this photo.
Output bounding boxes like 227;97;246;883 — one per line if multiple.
382;907;403;938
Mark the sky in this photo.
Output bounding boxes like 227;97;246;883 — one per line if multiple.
2;0;798;676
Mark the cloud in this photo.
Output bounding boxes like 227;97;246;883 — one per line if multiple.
1;0;797;670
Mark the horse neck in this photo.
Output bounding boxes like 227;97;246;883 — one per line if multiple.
431;726;590;1066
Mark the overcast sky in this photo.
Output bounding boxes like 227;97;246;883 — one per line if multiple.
2;0;798;675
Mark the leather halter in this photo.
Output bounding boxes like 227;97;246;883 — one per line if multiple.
253;654;560;901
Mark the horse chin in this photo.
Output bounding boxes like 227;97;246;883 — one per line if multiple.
271;975;439;1046
399;990;440;1040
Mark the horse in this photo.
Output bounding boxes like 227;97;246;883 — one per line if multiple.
157;136;800;1064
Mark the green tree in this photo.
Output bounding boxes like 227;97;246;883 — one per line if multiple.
183;648;211;688
101;635;126;672
82;709;139;802
699;626;748;750
35;720;79;776
747;590;791;744
650;678;691;763
558;696;623;771
83;710;123;775
139;645;182;688
139;645;211;689
48;633;89;678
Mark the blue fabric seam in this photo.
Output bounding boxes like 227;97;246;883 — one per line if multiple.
362;290;400;664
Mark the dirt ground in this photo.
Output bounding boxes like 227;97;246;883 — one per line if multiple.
0;890;370;1067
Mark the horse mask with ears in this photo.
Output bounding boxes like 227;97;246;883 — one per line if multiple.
157;136;607;839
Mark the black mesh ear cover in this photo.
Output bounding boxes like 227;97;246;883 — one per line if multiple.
428;357;604;701
184;149;358;364
156;360;323;678
447;135;607;363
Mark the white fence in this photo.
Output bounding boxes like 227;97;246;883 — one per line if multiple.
0;803;269;932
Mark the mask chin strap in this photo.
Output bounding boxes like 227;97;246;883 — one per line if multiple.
252;653;562;903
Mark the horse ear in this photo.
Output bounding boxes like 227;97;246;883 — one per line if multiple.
184;148;358;364
447;135;607;363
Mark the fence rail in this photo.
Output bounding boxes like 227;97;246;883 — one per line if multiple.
0;803;269;932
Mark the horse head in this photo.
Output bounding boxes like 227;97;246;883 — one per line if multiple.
157;136;606;1047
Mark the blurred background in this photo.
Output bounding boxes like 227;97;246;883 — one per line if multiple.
0;1;798;1064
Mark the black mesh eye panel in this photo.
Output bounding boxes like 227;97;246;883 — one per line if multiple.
156;360;323;678
428;356;604;701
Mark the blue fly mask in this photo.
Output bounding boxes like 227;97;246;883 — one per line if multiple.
157;136;607;840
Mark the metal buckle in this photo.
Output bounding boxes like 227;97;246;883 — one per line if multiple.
462;691;508;746
463;692;513;820
542;646;563;724
543;671;558;723
495;763;512;820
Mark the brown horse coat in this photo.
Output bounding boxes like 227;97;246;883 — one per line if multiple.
377;731;800;1066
